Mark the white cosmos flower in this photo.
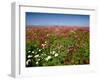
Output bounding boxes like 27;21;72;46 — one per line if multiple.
36;61;38;64
50;51;52;54
45;41;47;44
54;53;58;57
37;59;40;61
52;51;56;54
41;44;46;48
39;49;41;52
32;51;34;53
28;55;32;58
34;54;39;58
42;44;45;46
28;51;31;53
45;56;51;61
26;59;31;65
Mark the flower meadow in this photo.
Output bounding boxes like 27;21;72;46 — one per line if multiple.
26;26;89;67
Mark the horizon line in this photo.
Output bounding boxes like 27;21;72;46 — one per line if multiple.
26;25;89;27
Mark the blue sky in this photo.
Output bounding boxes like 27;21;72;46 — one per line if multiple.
26;12;89;27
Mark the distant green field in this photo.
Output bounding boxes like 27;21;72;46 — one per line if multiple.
26;26;89;67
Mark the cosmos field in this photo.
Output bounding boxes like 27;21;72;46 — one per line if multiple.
26;26;89;67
